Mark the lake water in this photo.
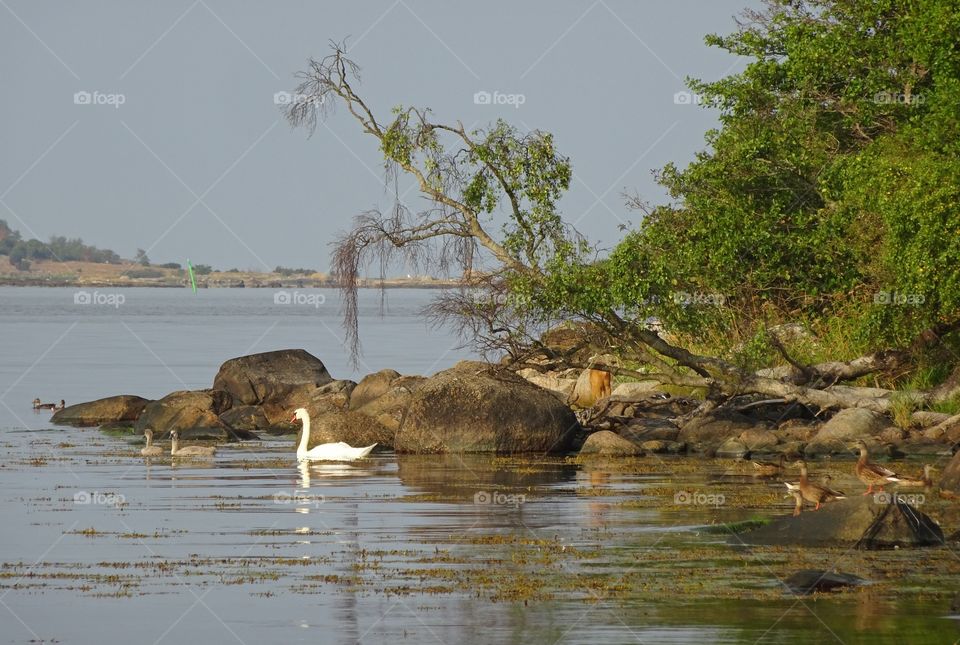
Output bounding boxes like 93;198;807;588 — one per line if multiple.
1;287;958;644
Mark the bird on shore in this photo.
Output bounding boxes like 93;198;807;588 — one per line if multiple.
33;398;57;410
896;464;935;488
752;454;785;477
290;408;376;461
140;429;164;457
170;430;217;457
786;460;847;511
785;489;804;516
54;399;65;410
851;439;900;494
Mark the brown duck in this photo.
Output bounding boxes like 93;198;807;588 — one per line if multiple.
852;440;900;494
896;464;934;488
787;460;847;510
785;489;804;516
752;454;785;477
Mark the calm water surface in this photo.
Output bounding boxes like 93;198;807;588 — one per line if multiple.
0;287;957;644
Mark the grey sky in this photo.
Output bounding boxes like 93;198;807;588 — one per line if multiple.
2;0;755;272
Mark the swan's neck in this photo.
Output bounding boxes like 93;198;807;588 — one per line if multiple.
145;434;153;448
297;414;311;457
170;435;178;454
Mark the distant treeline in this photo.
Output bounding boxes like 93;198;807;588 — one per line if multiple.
0;220;121;269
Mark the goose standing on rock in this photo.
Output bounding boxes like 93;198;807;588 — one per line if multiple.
786;489;805;516
141;429;164;457
852;439;900;494
290;408;376;461
170;430;217;457
786;460;847;511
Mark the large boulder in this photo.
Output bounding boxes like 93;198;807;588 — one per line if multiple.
678;412;762;449
395;362;578;453
805;408;893;456
610;381;661;399
940;449;960;497
134;389;241;439
212;349;332;406
349;369;401;410
578;430;642;457
567;368;610;408
259;378;356;427
738;427;780;451
51;395;150;427
516;369;577;402
302;380;356;416
300;410;393;450
353;378;424;432
715;437;749;458
219;405;271;433
738;495;943;549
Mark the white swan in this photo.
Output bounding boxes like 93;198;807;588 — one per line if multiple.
141;428;164;457
170;429;217;457
291;408;376;461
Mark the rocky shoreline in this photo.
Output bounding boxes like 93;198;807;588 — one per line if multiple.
50;348;960;501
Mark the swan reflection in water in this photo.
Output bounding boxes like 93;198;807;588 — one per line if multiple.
297;460;374;489
294;459;365;642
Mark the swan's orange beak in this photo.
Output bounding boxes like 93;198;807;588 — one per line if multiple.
290;413;298;423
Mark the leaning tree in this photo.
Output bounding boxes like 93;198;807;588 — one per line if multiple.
286;15;960;424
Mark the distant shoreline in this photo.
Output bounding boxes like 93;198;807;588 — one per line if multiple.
0;278;460;289
0;259;463;289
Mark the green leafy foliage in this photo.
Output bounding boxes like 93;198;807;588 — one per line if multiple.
584;0;960;350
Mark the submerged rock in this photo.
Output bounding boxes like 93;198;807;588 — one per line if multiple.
736;495;943;549
783;570;868;595
395;361;578;453
212;349;332;406
578;430;642;457
51;395;150;427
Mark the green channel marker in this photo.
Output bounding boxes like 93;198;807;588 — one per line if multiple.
187;259;197;293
